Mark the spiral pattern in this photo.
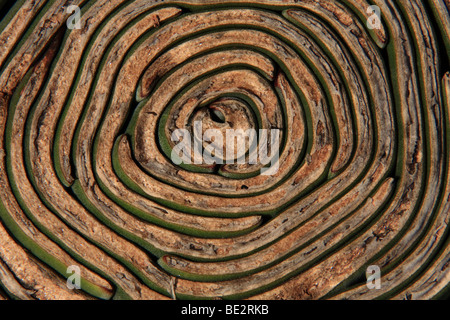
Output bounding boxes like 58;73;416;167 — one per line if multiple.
0;0;449;300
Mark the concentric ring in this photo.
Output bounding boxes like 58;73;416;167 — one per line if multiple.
0;0;448;300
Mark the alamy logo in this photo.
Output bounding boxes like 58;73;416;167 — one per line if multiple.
366;265;381;290
66;265;81;290
171;121;280;176
66;5;81;30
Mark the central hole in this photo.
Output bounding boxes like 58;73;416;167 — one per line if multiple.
209;108;226;124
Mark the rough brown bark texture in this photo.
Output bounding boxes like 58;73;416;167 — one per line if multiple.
0;0;448;300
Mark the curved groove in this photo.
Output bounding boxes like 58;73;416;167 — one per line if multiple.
0;0;448;300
